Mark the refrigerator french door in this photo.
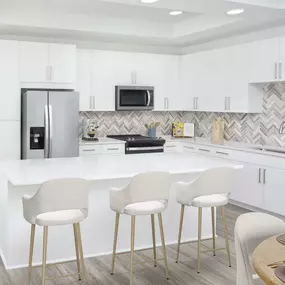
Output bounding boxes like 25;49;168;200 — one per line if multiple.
21;90;79;159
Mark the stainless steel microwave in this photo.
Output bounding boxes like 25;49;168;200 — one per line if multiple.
115;86;154;111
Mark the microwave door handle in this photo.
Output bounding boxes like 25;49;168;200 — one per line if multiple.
147;90;151;106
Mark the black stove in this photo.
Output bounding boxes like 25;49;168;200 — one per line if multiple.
107;134;166;154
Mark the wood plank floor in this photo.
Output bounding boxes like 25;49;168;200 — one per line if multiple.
0;204;250;285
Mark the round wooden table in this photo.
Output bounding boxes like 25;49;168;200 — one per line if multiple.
253;235;285;285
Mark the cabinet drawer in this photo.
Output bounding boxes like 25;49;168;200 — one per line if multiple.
79;145;101;156
164;142;180;152
101;144;125;154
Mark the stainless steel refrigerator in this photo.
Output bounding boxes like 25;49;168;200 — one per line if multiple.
21;90;79;159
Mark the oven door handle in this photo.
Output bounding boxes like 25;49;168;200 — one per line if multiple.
146;91;151;107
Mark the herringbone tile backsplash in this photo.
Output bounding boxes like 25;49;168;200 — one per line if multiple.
81;83;285;147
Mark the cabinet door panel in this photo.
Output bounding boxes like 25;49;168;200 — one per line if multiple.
279;37;285;80
76;49;92;111
49;44;76;84
0;41;20;120
263;167;285;216
248;39;279;83
232;163;263;208
20;42;49;83
92;51;133;111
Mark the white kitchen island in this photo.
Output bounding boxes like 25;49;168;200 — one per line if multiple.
0;152;242;269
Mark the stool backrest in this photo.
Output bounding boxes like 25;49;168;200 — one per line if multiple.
23;178;89;223
193;166;235;196
125;172;171;205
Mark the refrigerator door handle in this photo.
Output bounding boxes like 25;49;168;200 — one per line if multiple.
49;104;53;158
44;105;49;158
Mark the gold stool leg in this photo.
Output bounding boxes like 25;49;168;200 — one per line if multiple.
158;213;170;280
42;226;48;285
76;223;88;284
197;207;202;274
28;224;36;285
130;216;136;285
176;205;185;263
111;213;120;275
211;207;216;256
151;214;157;267
220;206;231;267
73;223;81;281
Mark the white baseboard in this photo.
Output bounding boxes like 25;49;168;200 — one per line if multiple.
2;235;214;270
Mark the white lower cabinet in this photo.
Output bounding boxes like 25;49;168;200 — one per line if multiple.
263;167;285;216
232;163;264;209
79;144;125;156
0;121;20;160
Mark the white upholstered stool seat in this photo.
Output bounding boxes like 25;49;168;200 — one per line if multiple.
192;194;228;208
124;201;167;216
36;209;85;226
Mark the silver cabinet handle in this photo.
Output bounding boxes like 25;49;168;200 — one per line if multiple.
93;96;95;109
107;148;120;151
275;63;278;79
216;151;229;155
44;105;49;158
48;104;53;158
164;97;167;109
83;149;96;152
263;169;266;184
193;97;196;109
258;168;261;184
279;62;283;79
199;148;210;152
50;66;53;82
195;97;198;110
228;97;231;110
167;97;169;109
184;146;195;150
90;96;92;110
46;66;50;82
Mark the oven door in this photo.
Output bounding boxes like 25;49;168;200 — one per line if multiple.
116;86;154;111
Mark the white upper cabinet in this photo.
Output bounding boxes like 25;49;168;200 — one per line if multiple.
76;49;92;111
20;42;49;83
20;42;76;88
135;53;181;110
91;51;134;111
247;38;279;83
49;44;76;84
279;36;285;81
0;40;20;121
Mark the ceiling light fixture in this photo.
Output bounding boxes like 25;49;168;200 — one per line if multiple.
141;0;159;3
227;8;245;15
169;11;183;16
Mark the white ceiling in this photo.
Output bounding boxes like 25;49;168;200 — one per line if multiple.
0;0;285;50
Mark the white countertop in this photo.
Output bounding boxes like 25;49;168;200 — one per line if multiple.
80;138;125;145
1;152;242;186
163;136;285;158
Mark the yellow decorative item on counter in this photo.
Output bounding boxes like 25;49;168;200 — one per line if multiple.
212;117;225;143
172;122;195;138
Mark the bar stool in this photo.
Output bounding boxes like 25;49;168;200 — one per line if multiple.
110;171;171;285
22;178;89;285
175;167;235;273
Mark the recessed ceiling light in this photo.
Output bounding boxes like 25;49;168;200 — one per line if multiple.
227;9;245;15
141;0;159;3
169;11;183;16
